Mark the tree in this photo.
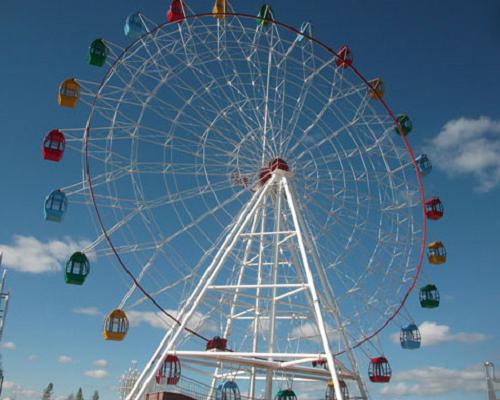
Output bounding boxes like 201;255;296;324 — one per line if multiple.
92;390;99;400
76;388;84;400
42;383;54;400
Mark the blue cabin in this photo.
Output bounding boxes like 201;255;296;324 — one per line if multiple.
400;323;421;350
124;12;146;38
415;154;432;177
297;21;312;43
44;189;68;222
216;381;241;400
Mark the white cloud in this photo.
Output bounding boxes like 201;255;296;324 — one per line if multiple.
0;235;92;273
84;369;109;379
93;359;108;368
127;310;216;333
288;322;339;344
58;355;73;364
28;354;39;361
380;365;485;396
73;306;102;316
427;116;500;191
1;341;15;349
2;381;40;399
390;321;487;347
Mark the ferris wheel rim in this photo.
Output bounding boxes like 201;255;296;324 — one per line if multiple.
83;11;427;352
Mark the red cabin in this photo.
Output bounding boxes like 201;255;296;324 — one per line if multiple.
167;0;185;23
206;336;227;351
312;358;327;368
425;197;444;220
336;46;353;68
42;129;66;162
368;356;392;383
156;355;181;385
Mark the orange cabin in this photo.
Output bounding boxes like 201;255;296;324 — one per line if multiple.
368;78;384;100
103;309;129;341
213;0;227;19
427;241;447;265
58;78;80;108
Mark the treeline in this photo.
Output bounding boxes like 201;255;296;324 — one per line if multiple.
42;383;100;400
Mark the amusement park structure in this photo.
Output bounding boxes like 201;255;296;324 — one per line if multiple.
0;253;11;396
486;362;500;400
43;1;449;399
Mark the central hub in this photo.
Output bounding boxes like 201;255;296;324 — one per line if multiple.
258;158;290;185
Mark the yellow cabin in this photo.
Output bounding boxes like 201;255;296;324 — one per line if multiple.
58;78;80;108
368;78;384;100
427;241;446;265
213;0;226;19
103;309;129;341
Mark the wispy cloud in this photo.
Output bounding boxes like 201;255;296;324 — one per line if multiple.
390;321;487;347
0;235;92;273
1;341;15;350
73;306;102;316
127;309;216;333
27;354;39;362
58;355;73;364
84;369;109;379
427;116;500;192
380;364;485;396
2;381;40;399
93;359;108;368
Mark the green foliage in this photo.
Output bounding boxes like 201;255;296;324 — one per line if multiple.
42;383;54;400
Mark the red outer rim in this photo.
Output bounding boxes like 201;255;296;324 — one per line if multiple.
84;12;427;351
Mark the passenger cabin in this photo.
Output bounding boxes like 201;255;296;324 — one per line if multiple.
103;309;129;341
212;0;226;19
167;0;185;23
415;154;432;177
216;381;241;400
156;355;181;385
325;380;349;400
400;323;421;350
44;189;68;222
395;114;412;136
274;389;297;400
420;284;440;308
65;252;90;285
368;78;384;100
336;46;353;68
368;357;392;383
427;241;446;265
257;4;274;27
58;78;80;108
88;39;108;67
42;129;65;162
125;12;146;38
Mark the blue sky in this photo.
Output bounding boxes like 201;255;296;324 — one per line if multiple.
0;0;499;399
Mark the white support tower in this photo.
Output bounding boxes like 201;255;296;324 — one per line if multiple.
126;171;367;400
485;362;500;400
0;252;11;397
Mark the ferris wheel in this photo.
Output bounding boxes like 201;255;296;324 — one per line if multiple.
42;1;448;399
